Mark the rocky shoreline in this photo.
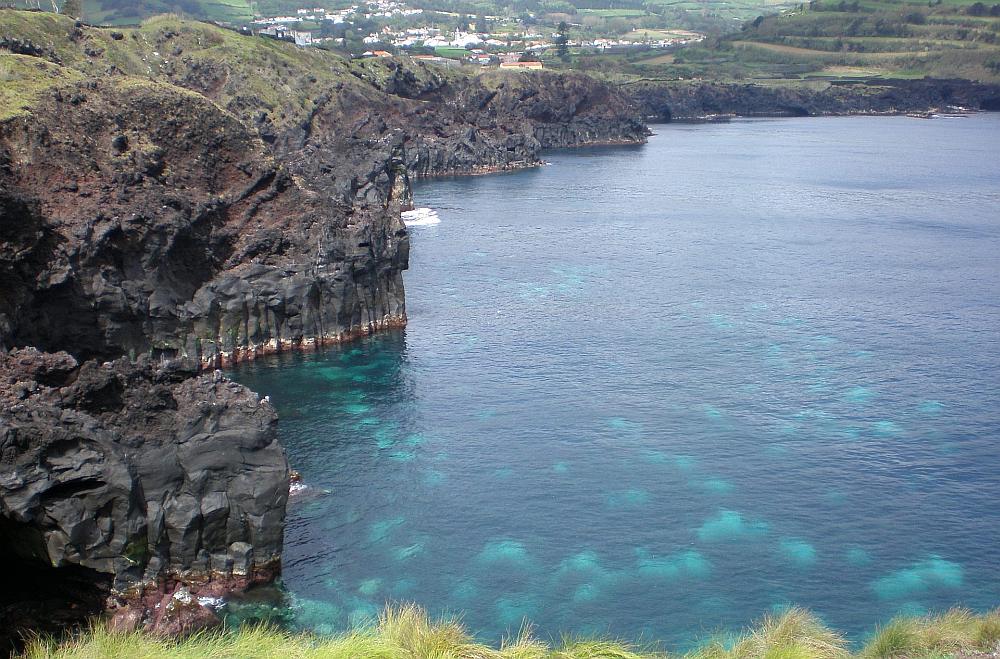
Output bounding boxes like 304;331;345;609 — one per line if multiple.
0;10;646;653
202;315;409;370
624;78;1000;122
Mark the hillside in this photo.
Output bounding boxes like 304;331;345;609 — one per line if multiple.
5;0;802;34
10;1;292;25
606;0;1000;82
10;0;999;82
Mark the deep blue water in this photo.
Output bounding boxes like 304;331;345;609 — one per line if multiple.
230;115;1000;649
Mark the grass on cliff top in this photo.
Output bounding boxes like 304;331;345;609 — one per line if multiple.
0;9;463;131
0;10;354;128
19;604;1000;659
0;53;84;121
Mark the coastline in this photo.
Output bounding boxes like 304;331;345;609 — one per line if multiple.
411;135;650;178
658;107;988;123
624;77;1000;123
199;315;409;370
3;8;997;651
0;10;652;649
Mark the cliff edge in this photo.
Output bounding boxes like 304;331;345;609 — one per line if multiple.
0;9;647;651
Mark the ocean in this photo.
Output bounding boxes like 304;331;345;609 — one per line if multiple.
230;115;1000;649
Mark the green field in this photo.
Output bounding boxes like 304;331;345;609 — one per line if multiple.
588;0;1000;82
579;8;648;16
623;27;703;39
435;46;470;58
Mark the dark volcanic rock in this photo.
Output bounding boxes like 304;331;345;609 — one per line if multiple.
0;347;287;647
0;58;643;368
395;69;649;176
625;78;1000;121
0;77;409;367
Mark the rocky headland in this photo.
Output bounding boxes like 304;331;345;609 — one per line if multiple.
0;9;647;652
624;78;1000;122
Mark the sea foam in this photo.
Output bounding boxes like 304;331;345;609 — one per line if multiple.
401;207;441;226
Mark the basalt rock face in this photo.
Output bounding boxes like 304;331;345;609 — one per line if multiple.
626;78;1000;121
0;347;287;648
393;70;649;176
238;59;648;179
0;26;407;651
0;76;410;367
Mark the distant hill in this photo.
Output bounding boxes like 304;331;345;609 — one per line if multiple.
9;0;802;34
6;0;246;25
609;0;1000;82
9;1;349;25
14;0;995;81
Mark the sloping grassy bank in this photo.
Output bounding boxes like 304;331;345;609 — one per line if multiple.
20;604;1000;659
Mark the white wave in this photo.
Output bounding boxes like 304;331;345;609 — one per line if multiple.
197;596;225;609
402;207;441;227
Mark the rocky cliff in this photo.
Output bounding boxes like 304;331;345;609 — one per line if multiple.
0;74;410;369
0;9;647;650
1;11;646;367
0;348;287;649
625;78;1000;121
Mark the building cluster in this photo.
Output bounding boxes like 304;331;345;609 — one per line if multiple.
249;1;703;67
254;7;348;26
580;33;704;50
257;24;315;45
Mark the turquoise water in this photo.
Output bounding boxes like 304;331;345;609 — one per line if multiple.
230;115;1000;649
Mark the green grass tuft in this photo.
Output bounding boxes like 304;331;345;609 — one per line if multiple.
19;604;1000;659
552;638;653;658
714;608;849;659
861;620;921;659
973;609;1000;652
859;609;1000;659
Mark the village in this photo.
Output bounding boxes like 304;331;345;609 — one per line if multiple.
252;0;704;67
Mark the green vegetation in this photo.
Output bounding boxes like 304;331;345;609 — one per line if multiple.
16;605;1000;659
578;9;648;17
0;10;369;130
0;53;85;120
8;0;254;25
575;0;1000;82
9;0;803;42
435;45;473;56
860;609;1000;659
17;0;998;80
